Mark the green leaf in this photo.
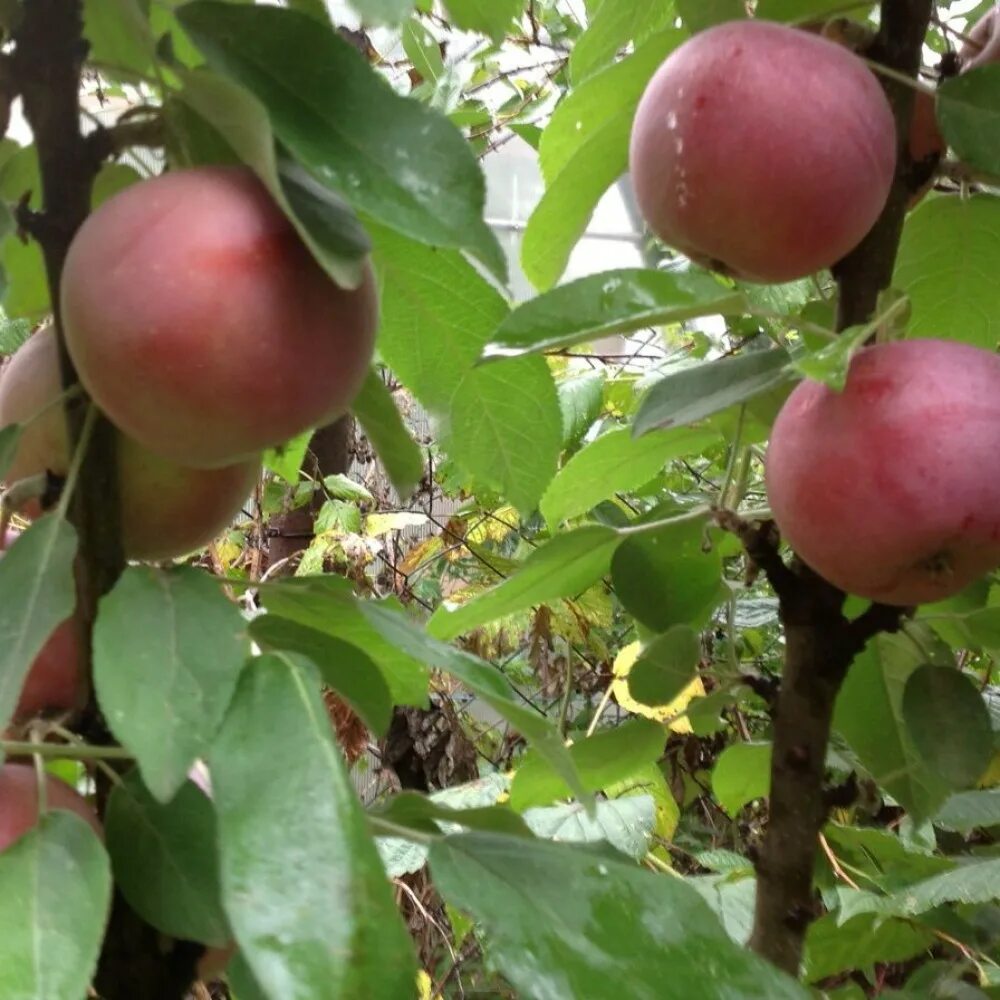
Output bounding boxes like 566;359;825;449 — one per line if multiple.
894;196;1000;349
263;430;311;485
175;68;371;287
629;624;701;706
633;348;792;437
211;654;418;996
570;0;677;82
427;526;620;640
347;0;417;24
0;515;77;732
933;787;1000;832
833;634;951;821
541;426;719;527
803;912;934;984
371;791;532;838
756;0;874;19
178;1;506;282
612;514;724;632
822;824;952;891
523;796;657;859
442;0;520;42
249;615;392;735
359;600;589;805
401;18;444;82
430;832;809;1000
259;575;429;705
83;0;155;77
902;665;993;787
0;811;111;1000
370;224;509;411
523;35;682;290
712;743;772;817
351;369;423;498
510;718;666;811
676;0;746;32
938;64;1000;174
558;372;604;448
488;268;743;358
790;323;872;390
105;773;229;946
447;355;562;513
94;566;249;802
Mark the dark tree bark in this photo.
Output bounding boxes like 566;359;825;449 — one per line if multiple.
745;0;935;976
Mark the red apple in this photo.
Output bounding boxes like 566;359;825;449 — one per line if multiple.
60;166;378;468
1;529;83;720
0;763;102;848
629;20;896;283
0;325;260;561
765;339;1000;605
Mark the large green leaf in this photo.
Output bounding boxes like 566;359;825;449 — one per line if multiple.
178;1;506;281
509;718;666;811
803;912;934;984
938;64;1000;174
447;355;562;513
105;773;229;947
0;812;111;1000
442;0;521;42
633;348;792;437
541;426;719;527
522;34;681;290
894;196;1000;349
211;654;417;997
370;224;509;410
249;615;392;735
756;0;875;19
175;68;371;288
569;0;676;82
712;743;772;817
934;788;1000;832
676;0;745;31
902;665;993;788
427;526;620;640
523;797;657;859
83;0;155;77
430;832;809;999
94;566;249;802
0;515;77;733
833;634;951;821
487;268;743;358
351;368;423;498
629;625;701;706
259;575;429;706
612;514;725;632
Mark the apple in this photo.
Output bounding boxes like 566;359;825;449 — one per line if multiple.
765;339;1000;605
0;763;101;848
0;325;260;561
60;166;378;468
1;529;83;719
629;20;896;283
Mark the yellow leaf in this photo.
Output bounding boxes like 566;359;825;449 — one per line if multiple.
467;505;520;544
399;535;444;575
416;970;434;1000
979;751;1000;788
365;512;428;537
611;640;705;733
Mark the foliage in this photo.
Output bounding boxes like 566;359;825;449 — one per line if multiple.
1;0;1000;998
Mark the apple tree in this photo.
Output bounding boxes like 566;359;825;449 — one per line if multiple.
1;0;1000;998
